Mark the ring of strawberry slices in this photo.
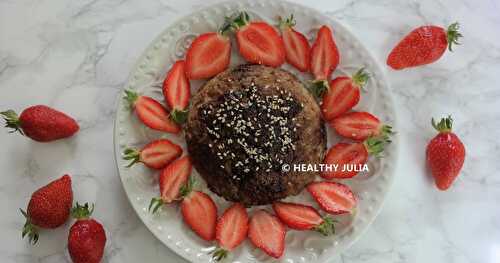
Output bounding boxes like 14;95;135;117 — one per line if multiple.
122;12;394;261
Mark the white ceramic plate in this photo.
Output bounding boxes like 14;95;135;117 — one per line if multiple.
113;0;399;262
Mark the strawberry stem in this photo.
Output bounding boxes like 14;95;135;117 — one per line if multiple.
352;67;370;88
123;90;139;110
309;79;329;99
380;125;394;139
446;22;462;52
148;197;165;214
364;135;391;157
149;177;195;214
122;148;141;167
313;216;336;236
220;11;250;35
20;208;39;245
170;109;188;124
432;115;453;133
278;14;296;31
1;110;24;135
210;247;229;261
179;177;196;198
71;202;94;220
363;124;394;157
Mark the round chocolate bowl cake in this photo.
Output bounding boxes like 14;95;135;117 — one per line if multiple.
185;64;326;206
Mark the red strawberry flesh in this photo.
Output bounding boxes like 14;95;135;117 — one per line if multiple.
140;139;182;169
279;15;310;72
163;60;191;110
236;22;285;67
321;142;368;179
310;25;340;80
159;156;192;203
216;203;249;251
185;33;231;79
307;181;357;214
331;111;383;141
272;202;322;230
181;191;217;241
134;95;180;133
282;27;310;72
322;77;359;120
248;210;286;259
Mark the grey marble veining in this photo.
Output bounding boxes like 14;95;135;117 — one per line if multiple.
0;0;499;262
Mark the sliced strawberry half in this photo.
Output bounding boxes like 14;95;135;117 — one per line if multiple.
123;139;182;169
272;202;335;236
279;15;310;72
226;12;285;67
330;111;393;141
159;157;192;203
310;25;340;81
321;143;368;179
149;156;192;213
307;181;357;215
212;203;249;261
181;190;217;241
185;33;231;80
124;90;181;134
321;68;369;120
248;210;286;259
322;135;391;179
163;60;190;124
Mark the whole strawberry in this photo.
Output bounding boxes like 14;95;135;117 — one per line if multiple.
387;23;462;70
21;175;73;244
68;203;107;263
426;116;465;190
1;105;79;142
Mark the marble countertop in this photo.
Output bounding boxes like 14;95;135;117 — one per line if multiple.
1;0;499;262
